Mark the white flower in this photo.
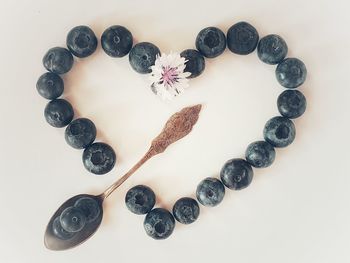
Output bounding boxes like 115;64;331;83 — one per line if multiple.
149;52;191;100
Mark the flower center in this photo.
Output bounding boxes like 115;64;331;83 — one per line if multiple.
161;66;178;87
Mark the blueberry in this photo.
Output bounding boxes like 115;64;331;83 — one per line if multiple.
196;177;225;207
74;197;101;223
82;142;116;175
101;25;133;57
264;116;296;148
276;58;307;88
43;47;74;74
129;42;160;74
257;34;288;65
44;99;74;128
180;49;205;78
66;25;98;58
227;22;259;55
36;72;64;100
65;118;96;149
172;197;200;224
245;141;275;168
52;216;75;240
125;185;156;215
220;158;253;190
277;90;307;119
60;206;86;233
144;208;175;240
195;27;226;58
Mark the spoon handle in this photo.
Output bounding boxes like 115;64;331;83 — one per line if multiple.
101;147;156;199
100;104;202;200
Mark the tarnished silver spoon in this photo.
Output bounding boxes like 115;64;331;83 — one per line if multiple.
44;104;202;251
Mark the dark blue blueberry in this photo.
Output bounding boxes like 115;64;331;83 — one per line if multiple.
44;99;74;128
66;25;98;58
264;116;296;148
195;27;226;58
144;208;175;240
196;177;225;207
276;58;307;88
60;206;86;233
43;47;74;74
245;141;275;168
82;142;116;175
74;197;100;223
180;49;205;78
277;90;307;119
125;185;156;215
36;72;64;100
65;118;96;149
52;216;75;240
172;197;200;224
129;42;160;74
220;158;253;190
257;34;288;65
101;25;133;57
227;22;259;55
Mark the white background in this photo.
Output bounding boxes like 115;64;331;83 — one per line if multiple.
1;0;349;262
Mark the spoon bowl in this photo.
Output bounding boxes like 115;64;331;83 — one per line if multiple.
44;194;103;251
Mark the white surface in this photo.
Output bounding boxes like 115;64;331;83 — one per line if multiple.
1;0;349;262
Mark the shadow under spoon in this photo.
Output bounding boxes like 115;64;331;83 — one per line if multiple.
44;104;202;251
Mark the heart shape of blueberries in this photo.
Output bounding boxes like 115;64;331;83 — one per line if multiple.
39;22;307;245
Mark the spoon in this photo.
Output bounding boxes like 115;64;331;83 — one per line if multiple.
44;104;202;251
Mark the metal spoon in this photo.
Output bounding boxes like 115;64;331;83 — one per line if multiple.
44;104;202;251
